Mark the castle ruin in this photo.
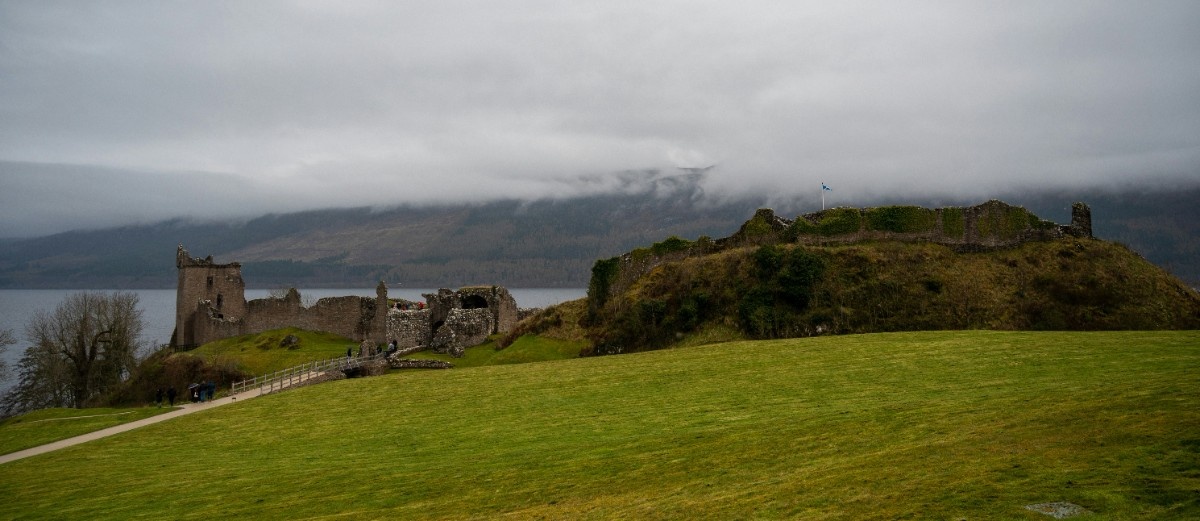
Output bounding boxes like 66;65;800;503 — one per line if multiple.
593;200;1095;308
721;200;1092;250
390;286;520;357
171;245;520;355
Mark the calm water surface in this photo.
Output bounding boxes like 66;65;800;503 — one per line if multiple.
0;288;585;392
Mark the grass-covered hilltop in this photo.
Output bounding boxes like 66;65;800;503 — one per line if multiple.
579;200;1200;355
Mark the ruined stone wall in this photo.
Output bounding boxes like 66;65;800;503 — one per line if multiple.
452;308;494;349
387;358;453;370
388;309;432;349
424;289;459;329
788;200;1074;249
241;289;301;334
456;286;519;334
591;200;1095;308
189;303;244;347
311;296;380;342
431;308;494;357
243;293;380;342
390;286;523;357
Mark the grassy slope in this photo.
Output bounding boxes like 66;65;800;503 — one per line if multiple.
0;407;178;455
407;334;586;368
0;331;1197;520
187;327;359;376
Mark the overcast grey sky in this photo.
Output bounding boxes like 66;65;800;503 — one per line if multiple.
1;1;1198;237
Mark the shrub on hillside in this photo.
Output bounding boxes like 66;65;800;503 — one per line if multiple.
784;218;818;241
586;257;621;321
102;348;249;406
738;245;826;337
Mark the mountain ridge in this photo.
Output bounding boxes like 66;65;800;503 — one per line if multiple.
0;184;1196;289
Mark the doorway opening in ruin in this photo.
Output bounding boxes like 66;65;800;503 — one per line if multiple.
462;295;488;309
432;320;445;334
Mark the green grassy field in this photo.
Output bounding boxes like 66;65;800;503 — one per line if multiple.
189;327;359;375
1;331;1196;519
0;406;178;456
408;334;586;367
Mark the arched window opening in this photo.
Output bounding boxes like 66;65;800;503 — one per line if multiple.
462;295;488;309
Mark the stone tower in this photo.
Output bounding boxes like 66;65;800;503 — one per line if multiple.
172;245;246;348
374;280;389;344
1069;202;1093;238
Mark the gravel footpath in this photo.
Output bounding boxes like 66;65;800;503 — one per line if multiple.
0;388;264;465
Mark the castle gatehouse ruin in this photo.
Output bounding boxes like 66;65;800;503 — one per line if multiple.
390;286;520;357
171;245;520;355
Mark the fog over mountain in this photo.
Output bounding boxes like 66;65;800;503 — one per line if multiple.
2;2;1198;238
1;174;1197;290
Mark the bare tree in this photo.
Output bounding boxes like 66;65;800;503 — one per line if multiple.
3;292;143;413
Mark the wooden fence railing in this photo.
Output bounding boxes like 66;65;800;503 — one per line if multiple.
230;352;386;396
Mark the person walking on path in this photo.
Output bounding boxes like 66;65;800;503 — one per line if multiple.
155;388;164;408
167;386;177;406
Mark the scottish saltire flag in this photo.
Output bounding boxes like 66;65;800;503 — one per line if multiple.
822;183;832;191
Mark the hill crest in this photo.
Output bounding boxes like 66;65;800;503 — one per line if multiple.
583;201;1200;354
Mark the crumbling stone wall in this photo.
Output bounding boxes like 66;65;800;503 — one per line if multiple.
457;286;519;334
431;308;494;357
388;309;431;349
785;200;1088;249
387;358;453;370
172;246;389;348
424;288;457;328
189;305;243;348
243;293;381;343
385;286;520;357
